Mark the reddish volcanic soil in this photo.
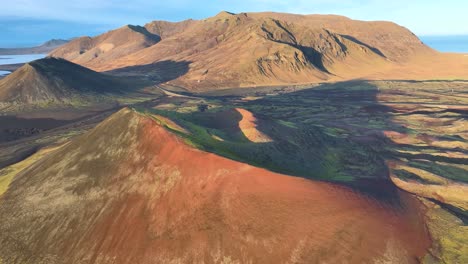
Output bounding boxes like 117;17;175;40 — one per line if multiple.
0;109;430;263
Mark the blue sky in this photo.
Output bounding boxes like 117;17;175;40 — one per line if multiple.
1;0;467;47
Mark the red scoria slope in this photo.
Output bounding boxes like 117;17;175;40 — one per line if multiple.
0;108;430;263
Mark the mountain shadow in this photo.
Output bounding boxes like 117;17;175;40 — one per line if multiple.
140;81;409;205
341;35;387;58
0;57;153;106
162;80;468;217
106;60;191;84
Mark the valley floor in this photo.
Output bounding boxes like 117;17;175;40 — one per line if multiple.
0;79;467;263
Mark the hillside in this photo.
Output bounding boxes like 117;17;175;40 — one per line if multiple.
247;13;431;61
0;39;69;55
0;108;430;263
0;57;149;108
144;19;197;39
50;25;161;70
47;11;468;91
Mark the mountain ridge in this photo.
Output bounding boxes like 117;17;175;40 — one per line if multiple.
49;11;468;90
50;25;161;69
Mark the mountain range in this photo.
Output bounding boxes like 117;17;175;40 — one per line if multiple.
0;39;70;55
50;11;468;90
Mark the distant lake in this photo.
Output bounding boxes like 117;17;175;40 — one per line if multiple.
0;54;47;65
0;54;46;76
420;35;468;53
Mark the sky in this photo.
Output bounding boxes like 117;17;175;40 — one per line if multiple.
0;0;467;47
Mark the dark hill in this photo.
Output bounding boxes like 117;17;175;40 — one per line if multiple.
0;57;147;107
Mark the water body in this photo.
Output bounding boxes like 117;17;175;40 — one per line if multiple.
0;54;47;65
420;35;468;53
0;54;46;76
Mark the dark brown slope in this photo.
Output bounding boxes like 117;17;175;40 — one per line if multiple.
0;108;430;263
49;25;161;69
0;57;140;107
0;39;70;55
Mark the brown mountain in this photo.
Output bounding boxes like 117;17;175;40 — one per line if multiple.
144;19;197;39
247;13;429;61
50;25;161;70
0;108;430;263
0;57;143;108
50;12;468;90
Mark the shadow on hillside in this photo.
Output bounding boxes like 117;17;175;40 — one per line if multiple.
153;81;408;204
235;81;467;207
106;60;191;85
341;35;386;58
239;81;407;204
127;25;161;41
168;81;448;206
0;60;190;170
298;45;332;73
259;22;333;74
